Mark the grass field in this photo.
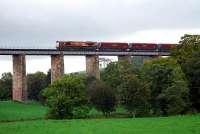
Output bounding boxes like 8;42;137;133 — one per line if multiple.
0;101;127;121
0;101;47;121
0;115;199;134
0;101;200;134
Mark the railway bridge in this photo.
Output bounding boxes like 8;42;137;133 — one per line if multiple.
0;48;171;102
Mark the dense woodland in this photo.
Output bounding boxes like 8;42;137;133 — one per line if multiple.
0;34;200;119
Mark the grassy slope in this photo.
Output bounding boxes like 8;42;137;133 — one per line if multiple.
0;101;47;121
0;115;199;134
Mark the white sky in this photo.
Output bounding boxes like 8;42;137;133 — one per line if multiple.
0;0;200;76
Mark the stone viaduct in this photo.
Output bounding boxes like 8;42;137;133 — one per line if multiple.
0;49;170;102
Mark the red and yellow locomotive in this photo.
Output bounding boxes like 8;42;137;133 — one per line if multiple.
56;41;97;51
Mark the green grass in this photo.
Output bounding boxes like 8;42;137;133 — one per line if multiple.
0;101;128;121
0;101;199;134
0;115;199;134
0;101;48;121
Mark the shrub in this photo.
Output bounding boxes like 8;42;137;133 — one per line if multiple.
90;80;117;116
42;74;89;119
72;105;90;118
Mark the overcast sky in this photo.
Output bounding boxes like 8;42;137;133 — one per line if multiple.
0;0;200;76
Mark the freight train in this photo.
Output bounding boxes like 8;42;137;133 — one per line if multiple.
56;41;175;52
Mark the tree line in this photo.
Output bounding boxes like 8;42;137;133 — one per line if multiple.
0;70;51;101
0;34;199;119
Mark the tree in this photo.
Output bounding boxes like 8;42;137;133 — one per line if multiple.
101;61;134;91
157;81;190;115
119;74;150;117
46;69;51;85
173;34;200;112
42;74;89;119
90;80;117;116
140;58;190;115
85;76;97;99
0;72;12;100
181;52;200;111
173;34;200;64
27;72;49;101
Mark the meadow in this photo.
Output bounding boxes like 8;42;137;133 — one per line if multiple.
0;101;199;134
0;101;47;121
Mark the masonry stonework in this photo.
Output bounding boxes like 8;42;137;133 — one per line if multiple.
12;54;27;102
86;55;100;79
51;54;64;83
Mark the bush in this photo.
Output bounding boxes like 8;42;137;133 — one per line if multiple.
119;74;150;117
72;105;90;118
42;74;89;119
90;80;117;116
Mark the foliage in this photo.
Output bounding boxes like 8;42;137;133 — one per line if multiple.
173;34;200;64
140;58;190;115
42;74;89;119
72;105;90;118
101;60;151;117
85;76;97;99
46;69;51;85
119;74;150;117
90;80;117;116
0;72;12;100
27;72;49;101
181;52;200;111
101;61;134;90
173;34;200;112
157;81;190;115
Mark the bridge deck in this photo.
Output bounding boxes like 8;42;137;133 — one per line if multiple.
0;49;170;56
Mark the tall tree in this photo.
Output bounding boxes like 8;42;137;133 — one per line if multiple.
119;74;150;117
27;72;48;101
173;34;200;64
181;52;200;111
140;58;190;115
101;61;134;90
173;34;200;111
90;80;117;116
0;72;12;100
